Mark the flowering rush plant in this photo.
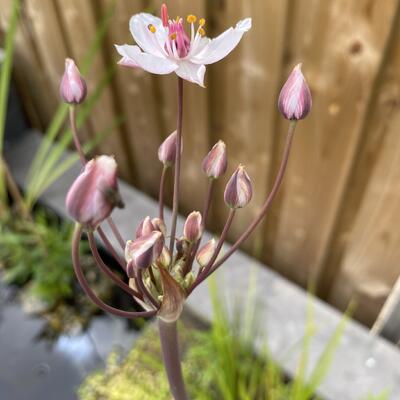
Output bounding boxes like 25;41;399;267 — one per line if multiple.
63;4;311;400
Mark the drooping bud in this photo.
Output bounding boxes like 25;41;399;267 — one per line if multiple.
60;58;87;105
161;3;169;27
158;246;171;268
196;238;216;268
202;140;227;179
152;218;167;235
125;231;164;270
278;63;312;120
158;267;185;322
158;131;181;166
183;211;203;242
66;156;123;228
135;216;155;238
224;164;252;209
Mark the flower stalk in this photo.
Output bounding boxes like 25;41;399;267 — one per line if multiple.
169;77;184;255
158;319;189;400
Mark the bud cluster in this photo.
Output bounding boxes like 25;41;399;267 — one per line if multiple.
64;54;311;325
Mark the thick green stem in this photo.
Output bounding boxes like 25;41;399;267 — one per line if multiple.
158;319;188;400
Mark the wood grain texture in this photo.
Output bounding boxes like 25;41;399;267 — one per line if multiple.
262;0;399;290
56;0;133;181
208;0;288;255
99;0;164;196
328;3;400;325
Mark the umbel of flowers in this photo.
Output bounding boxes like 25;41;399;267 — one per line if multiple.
63;4;311;400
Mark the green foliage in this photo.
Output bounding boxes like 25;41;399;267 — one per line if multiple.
0;211;86;307
79;276;373;400
0;0;20;204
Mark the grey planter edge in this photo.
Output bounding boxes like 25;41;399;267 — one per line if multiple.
5;130;400;400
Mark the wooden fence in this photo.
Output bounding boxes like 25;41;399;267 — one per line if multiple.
1;0;400;327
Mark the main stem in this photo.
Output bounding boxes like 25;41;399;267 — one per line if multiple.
158;319;188;400
169;78;184;255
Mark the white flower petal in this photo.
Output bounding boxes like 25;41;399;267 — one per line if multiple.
191;18;252;65
175;61;206;87
129;13;168;57
115;45;178;75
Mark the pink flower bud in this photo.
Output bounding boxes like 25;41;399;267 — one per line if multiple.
152;218;167;235
159;246;171;268
196;239;216;268
66;156;123;228
278;63;312;120
158;131;181;166
224;164;252;209
135;216;155;238
183;211;203;242
125;231;164;270
60;58;87;105
202;140;227;179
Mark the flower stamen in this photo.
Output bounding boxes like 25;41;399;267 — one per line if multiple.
148;24;156;33
198;27;206;37
199;18;206;27
187;15;197;24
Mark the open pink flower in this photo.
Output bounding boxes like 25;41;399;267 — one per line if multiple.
115;4;251;87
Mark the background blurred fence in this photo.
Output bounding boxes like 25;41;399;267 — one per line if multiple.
1;0;400;327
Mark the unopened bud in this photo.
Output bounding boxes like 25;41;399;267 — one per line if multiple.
152;218;167;235
278;63;312;120
60;58;87;105
224;164;252;209
158;131;181;166
125;231;164;269
196;238;216;268
183;211;203;242
135;216;155;238
202;140;227;179
159;246;171;268
66;156;122;228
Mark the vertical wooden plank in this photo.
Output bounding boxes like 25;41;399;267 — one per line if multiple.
327;6;400;325
262;0;398;288
0;0;59;129
97;0;165;197
208;0;288;252
55;0;133;181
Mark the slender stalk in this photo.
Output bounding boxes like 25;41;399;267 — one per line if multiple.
69;106;86;165
189;209;236;293
136;268;160;309
208;121;297;274
72;224;156;318
69;105;126;251
182;179;214;276
107;218;125;249
169;78;184;255
158;319;189;400
97;226;126;270
87;232;143;300
189;122;297;294
159;165;168;220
